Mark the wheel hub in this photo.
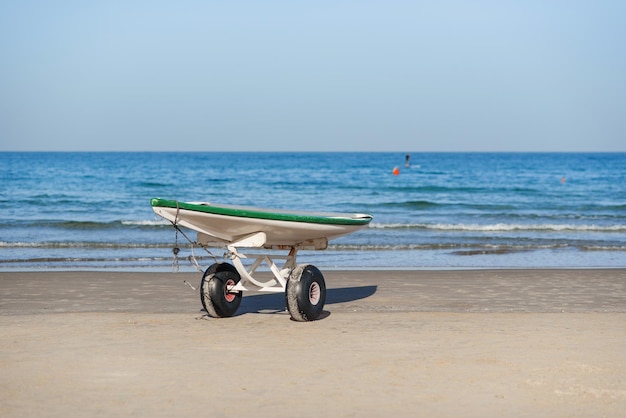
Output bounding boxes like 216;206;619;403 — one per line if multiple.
308;282;321;305
224;278;237;302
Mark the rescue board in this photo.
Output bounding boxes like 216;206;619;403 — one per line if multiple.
150;198;372;247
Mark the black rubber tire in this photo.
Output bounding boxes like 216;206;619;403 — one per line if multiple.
285;264;326;322
200;262;242;318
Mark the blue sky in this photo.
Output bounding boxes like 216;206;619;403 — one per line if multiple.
1;1;625;152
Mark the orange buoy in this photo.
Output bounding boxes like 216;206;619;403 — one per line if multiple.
393;166;400;176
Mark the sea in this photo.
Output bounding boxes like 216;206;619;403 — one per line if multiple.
1;152;625;272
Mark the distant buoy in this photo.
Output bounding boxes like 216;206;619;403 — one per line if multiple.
561;177;566;183
393;167;400;176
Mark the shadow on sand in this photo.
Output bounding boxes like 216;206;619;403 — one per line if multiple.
236;285;378;317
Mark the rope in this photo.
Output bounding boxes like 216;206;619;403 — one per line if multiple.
171;201;181;272
187;245;203;272
171;246;180;272
168;200;220;274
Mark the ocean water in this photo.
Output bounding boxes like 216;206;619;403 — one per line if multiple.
1;152;625;271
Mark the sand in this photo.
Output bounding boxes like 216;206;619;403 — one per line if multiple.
1;269;625;417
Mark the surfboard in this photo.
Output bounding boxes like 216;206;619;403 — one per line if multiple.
150;198;373;247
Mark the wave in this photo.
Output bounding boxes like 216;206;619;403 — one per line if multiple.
375;200;520;211
384;185;541;194
328;243;572;251
580;245;626;251
386;185;492;194
3;243;624;264
378;200;442;209
0;241;173;249
6;219;172;229
5;241;623;252
121;220;170;226
0;256;171;264
368;222;626;233
134;181;175;188
364;200;626;212
328;243;626;252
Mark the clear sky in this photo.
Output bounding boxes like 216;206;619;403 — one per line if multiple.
1;1;625;152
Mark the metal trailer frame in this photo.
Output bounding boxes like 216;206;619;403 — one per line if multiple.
198;231;327;293
196;231;329;321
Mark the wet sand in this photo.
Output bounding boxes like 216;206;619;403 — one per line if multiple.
1;269;625;417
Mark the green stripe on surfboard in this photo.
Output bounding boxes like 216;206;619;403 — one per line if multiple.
150;198;372;226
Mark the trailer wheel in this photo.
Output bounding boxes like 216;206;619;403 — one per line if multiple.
285;264;326;322
201;262;242;318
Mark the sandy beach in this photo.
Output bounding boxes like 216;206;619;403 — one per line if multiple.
1;269;625;417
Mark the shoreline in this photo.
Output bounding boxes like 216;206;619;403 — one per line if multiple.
2;264;626;274
2;269;625;416
2;268;625;315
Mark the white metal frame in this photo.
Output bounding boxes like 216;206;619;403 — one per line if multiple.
197;231;328;294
